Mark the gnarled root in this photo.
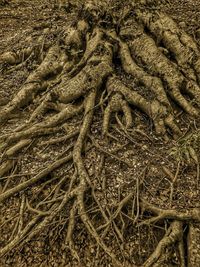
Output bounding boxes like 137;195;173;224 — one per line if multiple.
0;45;66;123
136;9;200;84
0;19;90;124
108;30;171;108
1;2;200;266
120;17;199;117
69;27;104;76
106;76;180;136
103;92;132;136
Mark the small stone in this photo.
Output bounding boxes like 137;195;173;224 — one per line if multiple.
90;247;95;254
142;145;148;150
179;21;186;28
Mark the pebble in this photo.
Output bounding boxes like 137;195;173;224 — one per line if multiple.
179;21;186;28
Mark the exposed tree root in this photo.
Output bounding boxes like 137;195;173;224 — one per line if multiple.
0;45;66;123
140;199;200;224
0;152;74;203
136;9;200;84
1;103;83;147
0;139;31;177
143;220;184;267
120;16;199;117
109;31;171;108
106;76;179;136
69;27;104;76
102;91;132;135
65;201;80;261
0;1;200;266
73;90;124;266
0;183;78;258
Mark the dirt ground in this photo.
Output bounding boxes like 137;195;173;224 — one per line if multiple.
0;0;200;266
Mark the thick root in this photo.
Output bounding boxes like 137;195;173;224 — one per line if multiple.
64;19;89;52
69;27;104;76
1;2;200;265
119;40;171;108
136;9;200;84
28;33;113;122
108;31;171;108
120;17;199;117
62;19;89;72
103;92;132;135
0;45;66;123
53;39;113;104
106;76;180;136
0;19;90;124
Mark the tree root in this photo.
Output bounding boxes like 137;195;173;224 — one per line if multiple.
0;18;90;124
65;201;80;262
0;215;42;258
136;9;200;84
0;184;78;258
1;3;200;266
140;199;200;224
1;103;83;148
103;92;132;136
0;139;32;177
120;17;199;117
73;89;123;266
54;40;113;104
0;45;66;123
143;220;184;267
136;9;200;107
106;75;179;136
108;30;171;108
40;129;79;146
0;152;74;203
69;27;104;76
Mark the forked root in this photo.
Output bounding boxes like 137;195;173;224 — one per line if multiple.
73;90;123;266
103;92;132;136
106;75;180;136
1;103;83;146
143;220;184;267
